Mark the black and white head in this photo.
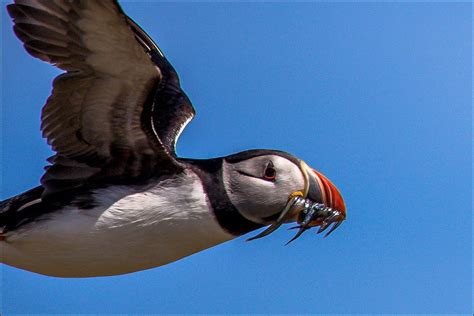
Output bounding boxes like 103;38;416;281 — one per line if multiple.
222;150;346;242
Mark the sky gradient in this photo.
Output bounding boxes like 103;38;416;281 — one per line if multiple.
1;1;472;314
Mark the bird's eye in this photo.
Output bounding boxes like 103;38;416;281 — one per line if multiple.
263;162;276;181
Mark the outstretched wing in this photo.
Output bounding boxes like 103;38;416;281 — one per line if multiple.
7;0;195;196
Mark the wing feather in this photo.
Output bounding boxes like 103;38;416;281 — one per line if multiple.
7;0;183;195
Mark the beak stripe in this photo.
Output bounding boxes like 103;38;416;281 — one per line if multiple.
312;169;346;217
312;170;328;205
298;160;311;198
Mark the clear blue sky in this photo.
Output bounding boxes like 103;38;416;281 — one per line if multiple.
1;1;472;314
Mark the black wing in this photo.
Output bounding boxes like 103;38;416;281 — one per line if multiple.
7;0;196;196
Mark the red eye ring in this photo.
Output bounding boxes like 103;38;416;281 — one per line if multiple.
263;163;276;181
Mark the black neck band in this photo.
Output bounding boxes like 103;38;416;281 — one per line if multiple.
186;159;263;236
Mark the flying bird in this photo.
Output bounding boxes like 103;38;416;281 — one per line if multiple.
1;0;346;277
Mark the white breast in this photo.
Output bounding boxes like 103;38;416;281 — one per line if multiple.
0;171;234;277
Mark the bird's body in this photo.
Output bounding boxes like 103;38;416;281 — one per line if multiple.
1;0;346;277
2;170;234;277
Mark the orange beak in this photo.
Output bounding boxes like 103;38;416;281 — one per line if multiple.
311;169;346;220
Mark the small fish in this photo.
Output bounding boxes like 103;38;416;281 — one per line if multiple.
248;195;345;244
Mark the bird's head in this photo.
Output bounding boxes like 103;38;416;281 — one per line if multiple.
223;150;346;243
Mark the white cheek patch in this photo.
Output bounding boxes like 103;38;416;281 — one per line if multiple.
222;155;305;223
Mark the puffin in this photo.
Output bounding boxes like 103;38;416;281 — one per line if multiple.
1;0;346;277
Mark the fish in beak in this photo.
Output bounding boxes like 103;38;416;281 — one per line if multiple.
248;161;346;243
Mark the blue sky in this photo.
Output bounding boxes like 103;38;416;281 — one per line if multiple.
1;1;472;314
